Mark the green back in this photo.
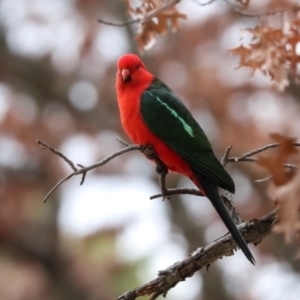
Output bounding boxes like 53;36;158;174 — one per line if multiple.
140;78;235;193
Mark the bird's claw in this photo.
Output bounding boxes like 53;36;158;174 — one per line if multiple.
156;165;168;176
141;144;155;159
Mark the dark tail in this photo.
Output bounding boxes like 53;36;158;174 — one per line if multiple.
196;175;255;265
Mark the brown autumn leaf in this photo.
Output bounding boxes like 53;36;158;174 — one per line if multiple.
269;173;300;244
124;0;186;50
269;133;298;156
135;19;160;50
258;133;298;186
258;133;300;246
229;18;300;91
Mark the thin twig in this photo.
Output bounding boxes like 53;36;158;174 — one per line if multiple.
98;18;138;27
226;142;300;169
74;144;142;173
228;157;298;170
77;164;87;185
228;142;300;162
230;143;279;160
116;137;131;147
221;145;232;167
150;187;203;200
42;174;75;203
255;176;272;183
98;0;180;27
37;140;77;172
254;165;296;183
232;7;300;18
158;172;168;199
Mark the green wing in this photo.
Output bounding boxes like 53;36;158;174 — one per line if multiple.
140;78;235;193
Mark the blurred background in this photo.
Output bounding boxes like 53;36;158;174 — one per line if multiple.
1;0;300;299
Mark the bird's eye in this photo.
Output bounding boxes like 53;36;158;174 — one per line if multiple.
136;65;140;70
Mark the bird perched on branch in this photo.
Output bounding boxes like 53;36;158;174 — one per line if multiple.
116;54;255;264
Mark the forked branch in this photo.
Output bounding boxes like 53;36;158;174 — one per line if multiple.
37;139;142;202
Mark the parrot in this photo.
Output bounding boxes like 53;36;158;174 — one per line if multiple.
116;54;255;265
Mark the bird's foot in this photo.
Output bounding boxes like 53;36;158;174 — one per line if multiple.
140;144;156;159
141;145;169;175
156;164;168;176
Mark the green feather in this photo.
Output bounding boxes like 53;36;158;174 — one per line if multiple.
149;92;194;137
140;78;235;193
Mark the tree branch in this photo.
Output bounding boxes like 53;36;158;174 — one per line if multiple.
150;186;203;200
98;0;180;27
37;139;144;202
221;145;232;167
222;0;300;17
221;142;299;183
118;209;277;300
226;142;300;163
37;140;78;172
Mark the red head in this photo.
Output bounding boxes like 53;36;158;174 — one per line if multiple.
116;54;153;93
